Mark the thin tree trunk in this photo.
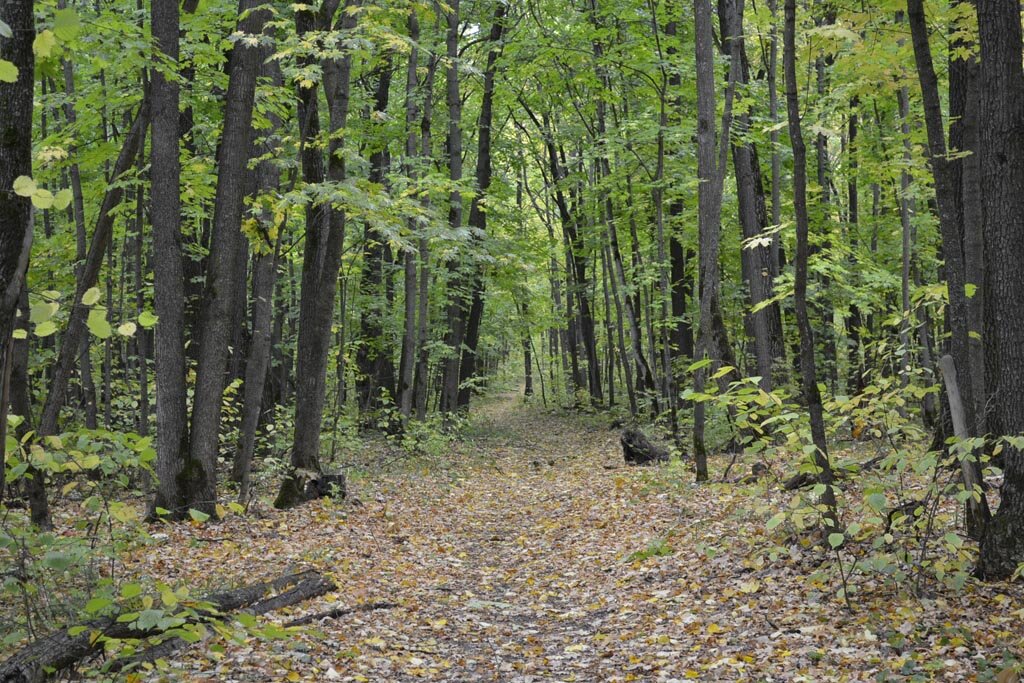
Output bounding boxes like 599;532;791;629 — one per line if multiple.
785;0;839;531
397;12;421;421
232;59;283;501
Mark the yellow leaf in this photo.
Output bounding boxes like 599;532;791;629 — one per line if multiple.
286;672;300;682
707;623;724;634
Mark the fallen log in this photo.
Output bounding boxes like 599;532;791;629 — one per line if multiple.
113;571;337;672
0;571;336;683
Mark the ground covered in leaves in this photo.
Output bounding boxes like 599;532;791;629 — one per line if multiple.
83;395;1024;680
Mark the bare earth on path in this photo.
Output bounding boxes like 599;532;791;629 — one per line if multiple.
133;393;1022;682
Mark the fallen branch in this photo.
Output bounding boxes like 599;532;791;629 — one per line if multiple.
285;600;398;627
0;571;336;683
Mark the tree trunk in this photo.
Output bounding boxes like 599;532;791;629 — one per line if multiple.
232;59;283;501
149;0;192;518
439;0;466;416
186;0;269;516
720;0;783;391
276;1;357;509
975;0;1024;580
0;0;36;522
784;0;839;531
355;63;397;417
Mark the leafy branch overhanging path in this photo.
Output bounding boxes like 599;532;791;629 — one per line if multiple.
132;394;1019;682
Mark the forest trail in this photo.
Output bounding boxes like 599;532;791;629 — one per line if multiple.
134;394;1015;682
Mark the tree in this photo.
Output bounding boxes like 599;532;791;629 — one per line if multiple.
149;0;191;518
276;0;358;509
0;0;37;521
784;0;838;531
975;0;1024;580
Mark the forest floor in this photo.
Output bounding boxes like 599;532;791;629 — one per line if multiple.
113;392;1022;682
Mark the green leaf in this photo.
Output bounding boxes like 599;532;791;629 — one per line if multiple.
53;8;81;41
0;60;17;83
865;493;887;512
12;176;35;197
42;551;74;571
52;188;73;210
828;533;845;549
117;322;137;337
30;301;57;324
188;509;210;523
31;189;54;209
85;597;113;614
34;321;58;337
138;311;159;328
87;308;112;339
81;287;102;306
766;512;786;530
944;532;963;549
0;20;12;38
121;583;143;599
33;30;57;58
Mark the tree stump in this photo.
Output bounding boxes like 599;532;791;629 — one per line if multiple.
621;429;668;466
304;473;346;500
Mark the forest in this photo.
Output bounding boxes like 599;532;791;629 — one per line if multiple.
1;0;1024;679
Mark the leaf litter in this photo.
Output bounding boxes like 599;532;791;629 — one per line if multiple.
122;393;1021;682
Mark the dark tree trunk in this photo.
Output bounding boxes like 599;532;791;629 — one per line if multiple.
149;0;192;518
907;0;989;537
186;0;269;516
355;63;397;416
232;60;283;501
784;0;839;531
439;0;466;416
0;0;37;522
975;0;1024;580
719;0;783;391
276;1;357;509
397;12;421;421
948;0;985;433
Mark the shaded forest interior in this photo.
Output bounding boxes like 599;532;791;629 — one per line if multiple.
2;0;1024;678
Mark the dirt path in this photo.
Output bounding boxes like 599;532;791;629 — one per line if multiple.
138;393;1020;682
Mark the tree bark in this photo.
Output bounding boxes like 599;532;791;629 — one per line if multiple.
185;0;269;515
276;1;357;509
0;0;36;520
784;0;839;531
149;0;192;518
456;3;508;411
975;0;1024;580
